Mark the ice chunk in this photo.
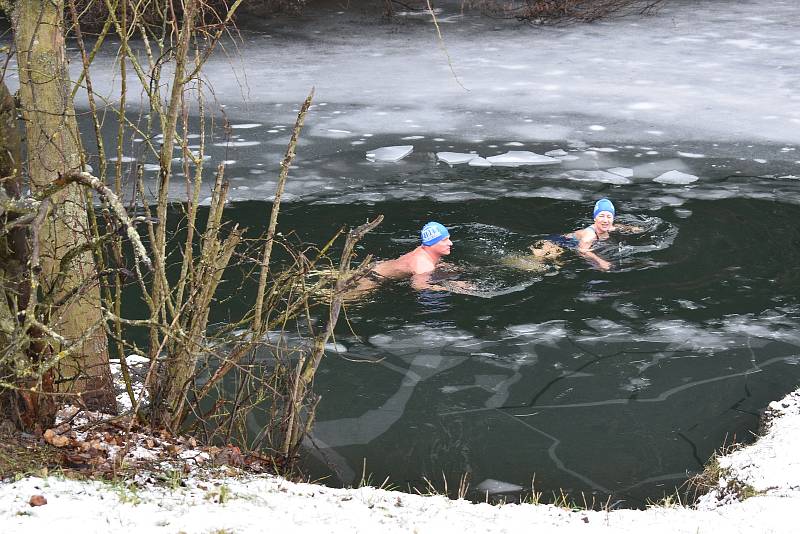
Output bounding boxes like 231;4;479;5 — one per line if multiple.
588;147;618;153
231;123;261;129
632;159;689;178
366;145;414;162
654;170;699;184
677;151;706;158
468;157;492;167
545;149;568;157
475;478;524;495
564;170;632;185
485;151;560;166
608;167;634;178
437;152;478;165
213;140;261;147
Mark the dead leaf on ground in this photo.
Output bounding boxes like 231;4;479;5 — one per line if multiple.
29;495;47;507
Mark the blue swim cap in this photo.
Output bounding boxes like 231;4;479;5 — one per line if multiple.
421;222;450;246
593;198;615;218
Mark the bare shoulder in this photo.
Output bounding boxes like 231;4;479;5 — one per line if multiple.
572;228;594;243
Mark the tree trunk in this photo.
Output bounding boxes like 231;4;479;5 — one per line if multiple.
0;78;37;426
13;0;115;413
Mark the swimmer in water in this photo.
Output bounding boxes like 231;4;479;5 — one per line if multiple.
367;221;472;292
530;198;643;271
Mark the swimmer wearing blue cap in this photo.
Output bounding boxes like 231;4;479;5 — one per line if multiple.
370;221;455;289
530;198;642;271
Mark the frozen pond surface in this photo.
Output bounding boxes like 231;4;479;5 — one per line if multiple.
2;0;795;206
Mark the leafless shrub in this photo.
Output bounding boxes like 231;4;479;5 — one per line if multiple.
1;0;379;475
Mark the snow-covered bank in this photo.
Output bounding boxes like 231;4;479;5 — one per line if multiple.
2;388;798;533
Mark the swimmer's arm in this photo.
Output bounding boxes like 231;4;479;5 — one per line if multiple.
577;240;611;271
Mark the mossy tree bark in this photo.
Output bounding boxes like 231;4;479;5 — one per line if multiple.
0;79;33;425
12;0;115;415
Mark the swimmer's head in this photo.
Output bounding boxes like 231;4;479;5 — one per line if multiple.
593;198;615;219
531;240;564;259
421;221;450;246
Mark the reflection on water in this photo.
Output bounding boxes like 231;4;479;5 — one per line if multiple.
224;194;800;508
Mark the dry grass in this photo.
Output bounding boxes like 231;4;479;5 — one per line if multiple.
0;426;62;479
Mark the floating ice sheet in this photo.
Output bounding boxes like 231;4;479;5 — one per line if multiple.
563;170;633;185
437;152;478;165
366;145;414;162
475;478;524;495
468;157;491;167
654;170;699;184
608;167;634;178
213;140;262;147
545;149;568;157
485;151;560;166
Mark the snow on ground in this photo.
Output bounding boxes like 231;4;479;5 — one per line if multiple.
1;388;799;533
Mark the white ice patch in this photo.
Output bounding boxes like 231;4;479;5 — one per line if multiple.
324;342;347;353
563;170;632;185
632;159;689;178
607;167;634;178
213;141;262;147
109;156;136;163
485;151;560;166
230;123;262;129
677;151;706;158
327;129;352;134
366;145;414;162
588;147;618;153
468;157;492;167
437;152;478;165
545;149;568;157
475;479;524;494
588;125;606;131
653;170;699;184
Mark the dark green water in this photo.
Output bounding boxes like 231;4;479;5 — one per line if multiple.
219;195;800;507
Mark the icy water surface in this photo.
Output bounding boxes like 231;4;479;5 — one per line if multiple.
214;160;800;507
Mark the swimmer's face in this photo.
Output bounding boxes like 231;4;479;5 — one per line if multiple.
429;237;452;255
594;211;614;231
